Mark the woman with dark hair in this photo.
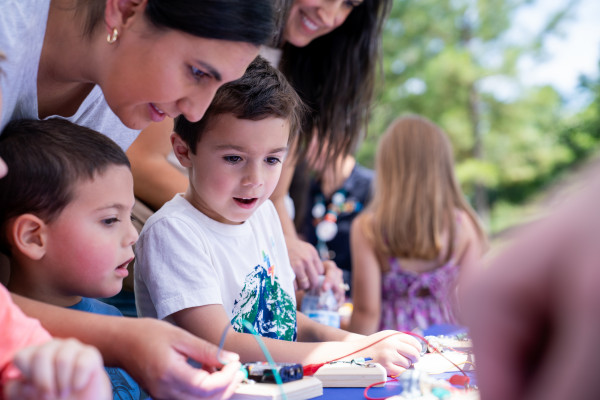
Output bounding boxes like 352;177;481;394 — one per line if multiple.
127;0;392;295
274;0;390;161
0;1;274;398
272;0;392;293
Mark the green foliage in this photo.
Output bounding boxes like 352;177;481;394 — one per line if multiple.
359;0;599;234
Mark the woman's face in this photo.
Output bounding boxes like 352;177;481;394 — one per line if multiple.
284;0;363;47
100;17;259;130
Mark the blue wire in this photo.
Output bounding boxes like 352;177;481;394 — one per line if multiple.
216;324;231;365
216;320;288;400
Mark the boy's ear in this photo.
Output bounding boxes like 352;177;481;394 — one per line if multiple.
9;214;48;260
171;133;193;168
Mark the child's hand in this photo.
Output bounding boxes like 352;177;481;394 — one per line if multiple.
358;330;422;376
4;338;111;400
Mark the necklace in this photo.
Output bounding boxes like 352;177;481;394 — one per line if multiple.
311;188;363;260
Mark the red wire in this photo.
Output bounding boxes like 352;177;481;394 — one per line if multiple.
303;332;403;375
362;377;398;400
303;329;471;396
402;331;469;378
359;331;472;399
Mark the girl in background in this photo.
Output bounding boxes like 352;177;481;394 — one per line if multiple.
348;115;487;334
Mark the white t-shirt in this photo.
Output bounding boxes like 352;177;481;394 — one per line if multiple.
134;195;298;341
0;0;139;150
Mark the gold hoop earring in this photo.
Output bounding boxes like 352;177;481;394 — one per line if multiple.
107;27;119;44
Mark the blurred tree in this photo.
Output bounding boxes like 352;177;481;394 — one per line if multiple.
358;0;587;231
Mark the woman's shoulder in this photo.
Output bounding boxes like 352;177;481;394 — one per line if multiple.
0;0;49;32
0;0;49;55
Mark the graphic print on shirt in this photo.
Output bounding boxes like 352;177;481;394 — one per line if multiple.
106;366;149;399
231;251;297;341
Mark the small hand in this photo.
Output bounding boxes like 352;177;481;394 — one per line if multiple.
4;338;111;400
358;330;422;377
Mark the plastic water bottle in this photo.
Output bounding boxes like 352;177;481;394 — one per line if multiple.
300;276;340;328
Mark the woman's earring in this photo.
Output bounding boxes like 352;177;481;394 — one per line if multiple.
107;27;119;44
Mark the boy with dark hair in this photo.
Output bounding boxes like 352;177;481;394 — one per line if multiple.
135;56;422;373
0;118;147;399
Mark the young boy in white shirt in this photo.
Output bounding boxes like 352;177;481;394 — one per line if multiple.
134;56;422;375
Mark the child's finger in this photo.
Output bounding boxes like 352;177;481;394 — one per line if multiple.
191;361;243;397
13;340;60;396
53;339;80;396
70;341;105;392
380;359;408;377
396;332;424;352
4;380;39;400
396;338;422;362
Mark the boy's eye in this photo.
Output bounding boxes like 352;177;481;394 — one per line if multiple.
102;217;120;226
224;155;242;163
190;66;209;81
265;157;281;165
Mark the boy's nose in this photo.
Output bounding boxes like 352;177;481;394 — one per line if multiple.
242;166;263;188
124;219;139;247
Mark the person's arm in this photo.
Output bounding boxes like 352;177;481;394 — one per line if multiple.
4;338;111;400
347;215;382;335
126;118;188;210
171;303;421;376
12;294;243;400
271;149;344;295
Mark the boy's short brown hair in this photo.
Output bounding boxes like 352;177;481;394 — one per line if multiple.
174;56;304;153
0;119;130;255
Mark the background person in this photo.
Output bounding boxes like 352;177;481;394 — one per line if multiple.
293;150;374;295
462;158;600;400
348;115;487;335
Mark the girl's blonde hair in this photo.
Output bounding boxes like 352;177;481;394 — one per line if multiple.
364;115;485;263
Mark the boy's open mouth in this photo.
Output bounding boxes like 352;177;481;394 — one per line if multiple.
117;258;133;270
234;197;257;206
